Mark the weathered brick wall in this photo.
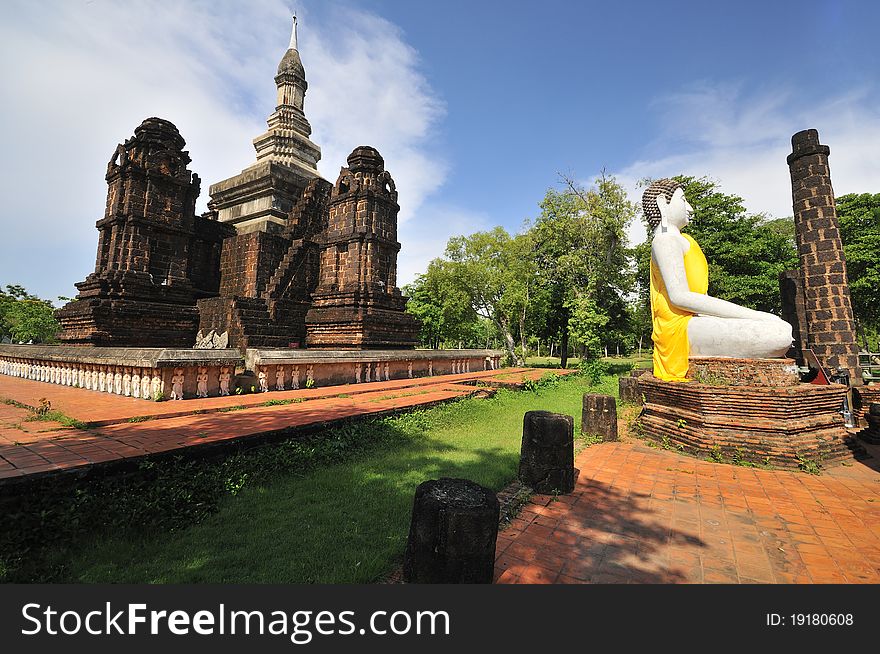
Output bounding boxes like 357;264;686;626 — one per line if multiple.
217;231;288;298
199;178;330;350
190;217;234;296
686;357;800;386
787;129;862;382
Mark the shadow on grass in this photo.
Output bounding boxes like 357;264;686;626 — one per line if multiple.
56;441;701;585
51;435;522;584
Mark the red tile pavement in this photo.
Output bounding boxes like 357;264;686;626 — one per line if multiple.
0;368;566;480
0;367;566;426
495;440;880;584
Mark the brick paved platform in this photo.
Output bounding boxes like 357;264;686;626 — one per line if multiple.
495;440;880;584
0;367;567;481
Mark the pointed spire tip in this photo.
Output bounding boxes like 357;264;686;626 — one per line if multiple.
289;14;298;51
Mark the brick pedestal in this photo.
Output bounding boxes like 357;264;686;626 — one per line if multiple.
638;374;865;469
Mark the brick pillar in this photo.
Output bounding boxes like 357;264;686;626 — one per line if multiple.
787;129;862;384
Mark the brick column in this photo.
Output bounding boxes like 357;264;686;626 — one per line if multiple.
787;129;862;384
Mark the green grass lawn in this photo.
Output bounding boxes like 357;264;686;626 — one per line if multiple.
48;373;619;584
527;353;653;371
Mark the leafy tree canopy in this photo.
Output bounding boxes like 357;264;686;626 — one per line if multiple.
836;193;880;347
0;285;60;344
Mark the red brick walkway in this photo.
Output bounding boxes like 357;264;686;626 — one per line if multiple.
494;440;880;584
0;368;562;480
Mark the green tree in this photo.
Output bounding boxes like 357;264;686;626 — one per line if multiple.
443;227;534;365
530;172;636;366
837;193;880;349
404;260;481;349
0;285;60;343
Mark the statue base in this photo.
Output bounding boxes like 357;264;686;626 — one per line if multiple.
685;357;800;386
638;357;866;469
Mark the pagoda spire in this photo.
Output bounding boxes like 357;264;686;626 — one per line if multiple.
289;14;298;51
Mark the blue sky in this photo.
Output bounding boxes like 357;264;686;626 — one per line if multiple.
1;0;878;302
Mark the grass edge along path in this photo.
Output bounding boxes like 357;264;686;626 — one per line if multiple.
4;372;617;583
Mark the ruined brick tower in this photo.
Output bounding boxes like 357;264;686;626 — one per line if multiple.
208;16;321;234
786;129;862;383
56;118;232;347
305;146;420;348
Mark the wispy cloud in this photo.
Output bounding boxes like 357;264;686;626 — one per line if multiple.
0;0;448;299
615;83;880;246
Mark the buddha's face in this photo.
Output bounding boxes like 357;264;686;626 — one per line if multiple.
657;187;693;229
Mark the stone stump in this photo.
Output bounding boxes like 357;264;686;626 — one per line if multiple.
861;403;880;445
403;478;499;584
518;411;575;494
582;394;618;441
618;376;642;404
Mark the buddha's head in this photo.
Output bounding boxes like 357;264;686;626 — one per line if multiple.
643;178;691;231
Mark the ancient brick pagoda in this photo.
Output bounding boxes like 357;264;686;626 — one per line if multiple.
198;17;418;351
0;16;500;401
56;118;233;347
305;146;420;349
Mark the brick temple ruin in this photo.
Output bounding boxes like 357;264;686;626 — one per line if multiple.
0;17;499;400
55;118;233;347
637;128;870;468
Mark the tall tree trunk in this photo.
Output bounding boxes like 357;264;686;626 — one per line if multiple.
560;325;569;369
498;316;521;366
519;288;528;364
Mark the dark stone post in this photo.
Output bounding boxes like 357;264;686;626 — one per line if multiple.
779;270;808;361
582;394;618;441
518;411;575;493
618;376;641;404
403;478;499;584
787;129;862;383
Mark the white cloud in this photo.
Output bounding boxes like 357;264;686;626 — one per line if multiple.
616;83;880;247
397;204;493;288
0;0;448;300
302;11;447;224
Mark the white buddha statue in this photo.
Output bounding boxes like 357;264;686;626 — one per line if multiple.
645;178;792;381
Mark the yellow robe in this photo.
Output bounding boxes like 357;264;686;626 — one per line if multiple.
650;233;709;381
